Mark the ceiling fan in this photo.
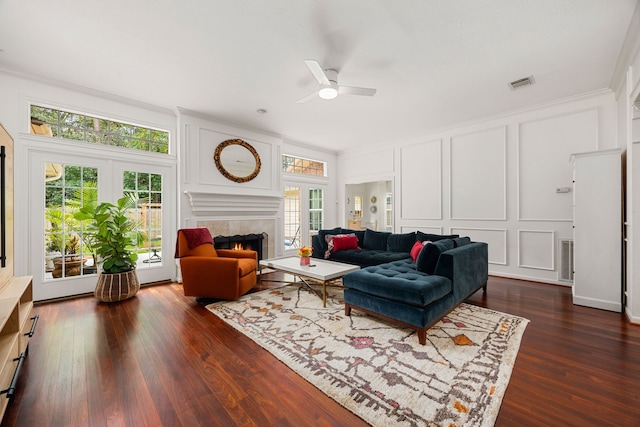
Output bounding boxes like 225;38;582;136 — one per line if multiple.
296;60;377;104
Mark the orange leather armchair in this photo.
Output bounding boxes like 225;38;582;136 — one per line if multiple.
176;228;257;300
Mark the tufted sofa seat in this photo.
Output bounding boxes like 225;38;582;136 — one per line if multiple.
342;241;488;345
344;259;452;307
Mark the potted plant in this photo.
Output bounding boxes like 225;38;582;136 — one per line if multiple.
74;194;143;302
51;234;83;278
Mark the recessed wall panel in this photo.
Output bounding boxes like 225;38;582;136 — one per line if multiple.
400;141;441;220
518;230;555;270
518;110;598;221
451;227;507;265
197;128;272;189
343;149;394;179
450;128;506;220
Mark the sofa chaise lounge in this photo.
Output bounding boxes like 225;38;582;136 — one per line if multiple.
342;238;488;345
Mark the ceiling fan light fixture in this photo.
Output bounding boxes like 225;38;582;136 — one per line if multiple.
318;86;338;100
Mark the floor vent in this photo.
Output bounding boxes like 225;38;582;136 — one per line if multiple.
509;75;535;89
559;239;574;282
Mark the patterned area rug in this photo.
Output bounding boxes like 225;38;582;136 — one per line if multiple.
207;284;529;426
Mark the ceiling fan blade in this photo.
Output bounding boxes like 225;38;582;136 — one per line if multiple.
296;91;320;104
338;85;377;96
304;60;331;85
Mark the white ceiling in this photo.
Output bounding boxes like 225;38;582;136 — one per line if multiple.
0;0;637;152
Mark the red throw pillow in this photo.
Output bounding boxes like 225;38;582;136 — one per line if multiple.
332;235;359;252
410;241;423;262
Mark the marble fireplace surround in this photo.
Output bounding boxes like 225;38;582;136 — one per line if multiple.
196;219;276;260
184;191;282;260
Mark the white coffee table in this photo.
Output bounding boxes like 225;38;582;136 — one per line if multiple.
259;257;360;307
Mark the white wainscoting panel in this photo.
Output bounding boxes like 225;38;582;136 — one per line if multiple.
450;127;506;220
451;227;507;265
400;140;442;220
518;109;598;221
518;230;555;270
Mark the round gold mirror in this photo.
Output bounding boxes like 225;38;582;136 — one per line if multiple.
214;139;261;183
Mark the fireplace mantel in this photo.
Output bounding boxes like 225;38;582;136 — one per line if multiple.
185;191;282;216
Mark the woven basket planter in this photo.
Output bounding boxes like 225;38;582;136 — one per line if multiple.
95;269;140;302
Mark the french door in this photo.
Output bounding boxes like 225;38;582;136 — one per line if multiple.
30;151;175;301
283;182;326;254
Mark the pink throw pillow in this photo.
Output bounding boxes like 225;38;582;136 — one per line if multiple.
410;241;423;262
410;240;431;262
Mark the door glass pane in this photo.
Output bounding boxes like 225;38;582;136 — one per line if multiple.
284;186;301;250
309;187;323;227
44;163;98;280
124;171;163;267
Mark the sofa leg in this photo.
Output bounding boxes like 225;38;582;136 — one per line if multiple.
345;303;352;316
417;328;427;345
483;282;487;293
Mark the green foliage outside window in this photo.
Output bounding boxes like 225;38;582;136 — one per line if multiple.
31;105;169;154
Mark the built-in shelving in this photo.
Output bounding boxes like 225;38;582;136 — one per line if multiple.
0;276;34;419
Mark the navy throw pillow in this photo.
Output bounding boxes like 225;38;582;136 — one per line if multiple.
416;231;460;242
416;239;455;275
387;232;417;253
363;229;391;250
452;237;471;248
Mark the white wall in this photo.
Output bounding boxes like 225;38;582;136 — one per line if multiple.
338;90;617;285
177;109;338;255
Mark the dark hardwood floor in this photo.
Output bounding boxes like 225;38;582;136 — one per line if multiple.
2;274;639;426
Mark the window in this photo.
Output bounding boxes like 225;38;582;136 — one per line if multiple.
282;154;326;176
353;195;363;218
385;192;393;229
44;164;98;279
309;188;323;232
123;171;163;267
30;105;169;154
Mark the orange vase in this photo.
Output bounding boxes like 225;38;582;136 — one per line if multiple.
300;256;311;265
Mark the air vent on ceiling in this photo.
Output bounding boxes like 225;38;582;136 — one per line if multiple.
509;76;535;90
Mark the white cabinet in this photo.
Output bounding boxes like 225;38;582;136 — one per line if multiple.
571;149;623;312
0;276;34;419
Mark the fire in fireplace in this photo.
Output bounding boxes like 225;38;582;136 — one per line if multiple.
213;233;267;261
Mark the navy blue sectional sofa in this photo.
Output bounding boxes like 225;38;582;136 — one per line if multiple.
311;228;458;267
342;239;488;345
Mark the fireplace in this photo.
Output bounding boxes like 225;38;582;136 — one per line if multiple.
213;232;267;261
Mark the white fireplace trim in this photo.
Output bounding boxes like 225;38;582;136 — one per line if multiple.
184;191;282;216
